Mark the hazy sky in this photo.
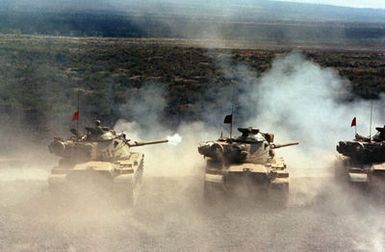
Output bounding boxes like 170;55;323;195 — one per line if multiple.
275;0;385;9
2;0;385;10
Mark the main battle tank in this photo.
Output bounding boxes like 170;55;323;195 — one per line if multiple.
48;120;168;205
336;125;385;192
198;127;298;204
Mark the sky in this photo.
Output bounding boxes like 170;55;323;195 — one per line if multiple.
1;0;385;10
275;0;385;9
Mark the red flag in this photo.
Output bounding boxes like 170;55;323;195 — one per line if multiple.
224;114;232;124
72;111;79;121
351;117;356;127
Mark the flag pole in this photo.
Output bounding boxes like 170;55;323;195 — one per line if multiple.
76;87;80;134
369;100;373;140
223;83;235;139
230;82;236;139
230;104;233;139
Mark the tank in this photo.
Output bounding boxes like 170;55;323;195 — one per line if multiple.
198;127;298;205
336;125;385;193
48;120;168;205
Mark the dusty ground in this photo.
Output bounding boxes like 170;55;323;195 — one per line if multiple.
0;167;384;252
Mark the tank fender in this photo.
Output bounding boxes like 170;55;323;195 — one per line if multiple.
348;172;368;183
372;163;385;172
270;177;289;185
270;170;289;179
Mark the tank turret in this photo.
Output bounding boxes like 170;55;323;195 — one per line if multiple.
335;125;385;192
49;132;168;161
198;127;298;164
337;126;385;163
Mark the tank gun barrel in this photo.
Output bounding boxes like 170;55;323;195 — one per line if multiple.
129;139;168;147
271;142;299;149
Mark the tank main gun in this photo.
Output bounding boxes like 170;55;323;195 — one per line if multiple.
271;142;299;149
127;140;168;147
230;139;299;148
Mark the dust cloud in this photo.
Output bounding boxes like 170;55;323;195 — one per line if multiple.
251;53;384;175
214;52;383;176
106;52;385;251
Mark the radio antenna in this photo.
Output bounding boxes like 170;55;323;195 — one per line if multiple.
223;83;236;138
369;100;373;141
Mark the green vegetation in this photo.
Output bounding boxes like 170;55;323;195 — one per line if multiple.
0;35;384;140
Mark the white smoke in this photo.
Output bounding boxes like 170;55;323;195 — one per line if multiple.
167;133;182;146
114;118;217;177
113;81;219;177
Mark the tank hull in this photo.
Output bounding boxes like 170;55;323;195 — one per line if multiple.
48;152;144;205
203;158;289;205
335;155;385;194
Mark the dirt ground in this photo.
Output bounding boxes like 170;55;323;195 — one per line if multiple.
0;168;384;251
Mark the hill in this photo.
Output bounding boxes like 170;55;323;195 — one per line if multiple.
0;1;384;44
